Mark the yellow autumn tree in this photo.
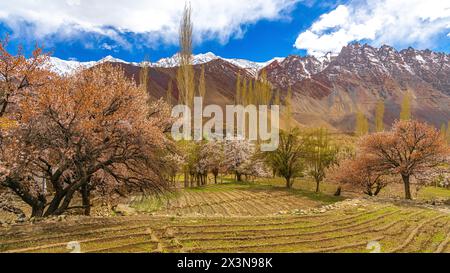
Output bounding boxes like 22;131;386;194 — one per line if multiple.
375;99;385;132
441;123;447;141
285;85;293;129
139;56;150;90
246;79;253;106
400;92;412;120
258;70;271;106
274;89;280;106
355;110;369;137
235;73;241;104
176;2;195;108
198;64;206;97
241;79;248;106
447;120;450;144
176;2;196;188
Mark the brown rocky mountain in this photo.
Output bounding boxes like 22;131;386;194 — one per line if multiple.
118;58;255;109
105;43;450;132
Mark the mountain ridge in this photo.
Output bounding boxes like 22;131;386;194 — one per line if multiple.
47;43;450;131
48;52;287;76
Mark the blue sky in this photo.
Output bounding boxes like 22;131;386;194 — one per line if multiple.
0;0;449;62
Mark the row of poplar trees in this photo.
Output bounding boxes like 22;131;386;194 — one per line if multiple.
356;91;412;136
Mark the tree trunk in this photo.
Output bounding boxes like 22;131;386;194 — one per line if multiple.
334;186;341;196
236;172;242;182
315;180;320;193
51;177;87;215
402;174;412;200
81;184;91;216
44;193;64;217
374;184;382;196
0;94;10;117
285;177;291;188
365;186;373;196
214;174;217;184
52;192;75;215
4;177;46;217
31;202;45;218
184;171;189;188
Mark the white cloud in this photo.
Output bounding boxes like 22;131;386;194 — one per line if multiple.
100;42;118;51
294;0;450;57
0;0;299;48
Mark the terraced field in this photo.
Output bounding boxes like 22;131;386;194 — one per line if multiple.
136;185;327;216
1;199;449;253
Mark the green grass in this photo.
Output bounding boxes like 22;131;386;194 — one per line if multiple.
129;179;344;215
183;181;266;192
431;231;446;244
284;187;345;203
172;174;450;203
254;177;341;197
131;191;180;212
184;180;343;203
418;187;450;200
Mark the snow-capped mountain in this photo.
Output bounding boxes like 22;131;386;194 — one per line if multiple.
47;52;285;76
262;42;450;130
48;55;128;75
48;57;97;75
323;43;450;93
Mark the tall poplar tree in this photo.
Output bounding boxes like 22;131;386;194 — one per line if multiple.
447;120;450;144
139;56;150;99
235;73;241;104
285;85;293;129
176;2;195;108
355;111;369;136
375;99;385;132
400;92;412;120
198;65;206;97
242;79;248;106
176;2;195;188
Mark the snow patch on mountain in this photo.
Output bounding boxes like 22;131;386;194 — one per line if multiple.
48;57;97;75
97;55;128;64
153;52;285;75
223;57;285;76
154;52;218;67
